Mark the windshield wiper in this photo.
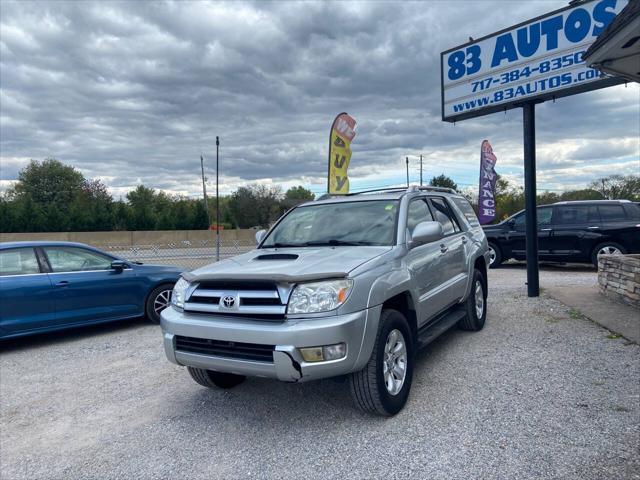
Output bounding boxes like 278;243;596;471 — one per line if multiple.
303;240;375;247
267;242;305;248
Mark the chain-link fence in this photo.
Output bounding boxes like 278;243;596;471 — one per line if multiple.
104;238;256;270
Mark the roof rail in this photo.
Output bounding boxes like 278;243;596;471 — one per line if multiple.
409;185;458;194
316;185;458;200
344;187;409;196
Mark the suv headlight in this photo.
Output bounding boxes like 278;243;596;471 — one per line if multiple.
171;277;191;310
288;279;353;314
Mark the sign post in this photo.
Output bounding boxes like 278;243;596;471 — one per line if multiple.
522;102;539;297
441;0;628;297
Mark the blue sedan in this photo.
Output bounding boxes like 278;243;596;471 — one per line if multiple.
0;241;183;340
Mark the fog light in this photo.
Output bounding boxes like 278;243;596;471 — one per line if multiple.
299;343;346;362
323;343;346;360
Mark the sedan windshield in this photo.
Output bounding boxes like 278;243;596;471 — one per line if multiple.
261;200;399;248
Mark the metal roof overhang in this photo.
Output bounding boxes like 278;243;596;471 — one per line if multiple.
584;0;640;82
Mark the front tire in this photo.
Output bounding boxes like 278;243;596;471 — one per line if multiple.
187;367;246;389
145;283;174;324
459;269;487;331
349;309;414;416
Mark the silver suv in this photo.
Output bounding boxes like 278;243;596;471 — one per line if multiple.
161;186;490;416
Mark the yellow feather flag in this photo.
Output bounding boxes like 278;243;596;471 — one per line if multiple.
327;113;357;195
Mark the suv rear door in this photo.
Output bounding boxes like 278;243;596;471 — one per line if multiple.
547;204;600;262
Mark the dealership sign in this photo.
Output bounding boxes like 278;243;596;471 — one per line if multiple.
441;0;628;122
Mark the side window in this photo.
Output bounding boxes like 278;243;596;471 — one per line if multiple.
598;205;627;222
429;197;460;235
407;199;434;234
513;207;552;229
0;248;41;276
451;197;480;227
553;205;598;225
537;207;553;227
44;247;112;273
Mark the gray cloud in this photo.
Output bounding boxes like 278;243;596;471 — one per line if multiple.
1;0;638;197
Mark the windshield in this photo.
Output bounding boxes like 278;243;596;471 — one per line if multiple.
261;200;399;248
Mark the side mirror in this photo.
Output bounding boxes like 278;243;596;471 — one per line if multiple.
507;219;516;229
110;260;127;272
410;221;444;247
255;229;266;245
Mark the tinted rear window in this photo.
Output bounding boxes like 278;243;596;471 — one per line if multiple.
451;197;480;227
554;205;599;225
598;205;626;221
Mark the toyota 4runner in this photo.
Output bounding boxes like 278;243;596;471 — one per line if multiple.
161;186;490;416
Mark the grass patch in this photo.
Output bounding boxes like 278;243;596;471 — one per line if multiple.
569;308;585;320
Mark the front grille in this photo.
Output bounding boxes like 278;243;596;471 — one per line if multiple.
175;336;275;363
184;281;287;320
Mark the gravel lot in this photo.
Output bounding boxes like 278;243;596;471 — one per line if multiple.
1;265;638;479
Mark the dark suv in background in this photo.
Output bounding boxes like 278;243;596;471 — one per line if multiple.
483;200;640;268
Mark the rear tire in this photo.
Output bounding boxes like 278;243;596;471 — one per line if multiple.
349;309;414;416
488;243;503;268
187;367;246;389
145;283;174;324
591;242;626;267
459;269;487;331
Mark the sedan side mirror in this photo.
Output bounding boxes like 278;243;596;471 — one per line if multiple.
255;229;267;245
410;221;444;247
110;260;127;272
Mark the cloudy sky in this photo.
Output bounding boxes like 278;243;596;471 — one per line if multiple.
1;0;638;199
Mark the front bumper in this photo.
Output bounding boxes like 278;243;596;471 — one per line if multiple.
160;305;381;382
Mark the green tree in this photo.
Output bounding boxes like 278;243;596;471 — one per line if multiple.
126;185;157;230
11;159;85;206
429;174;458;192
228;184;282;228
589;175;640;201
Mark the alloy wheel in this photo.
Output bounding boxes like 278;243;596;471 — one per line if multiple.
598;246;622;256
383;329;407;396
474;280;484;319
488;246;496;265
154;289;172;315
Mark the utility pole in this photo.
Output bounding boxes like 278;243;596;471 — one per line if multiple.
216;136;220;262
406;157;409;187
419;154;423;186
200;156;209;219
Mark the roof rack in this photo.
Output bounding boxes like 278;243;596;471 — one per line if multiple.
317;185;458;200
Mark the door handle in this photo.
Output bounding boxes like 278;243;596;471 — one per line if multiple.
587;226;599;229
540;228;552;231
55;281;69;287
440;244;448;253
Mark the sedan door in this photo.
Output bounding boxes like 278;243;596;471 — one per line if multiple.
0;247;55;337
42;246;145;325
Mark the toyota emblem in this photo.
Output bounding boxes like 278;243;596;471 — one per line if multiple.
221;295;236;308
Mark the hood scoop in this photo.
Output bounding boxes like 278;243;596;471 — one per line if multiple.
254;253;299;261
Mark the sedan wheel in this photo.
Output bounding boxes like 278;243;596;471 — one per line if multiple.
154;289;172;316
488;246;496;266
146;284;175;324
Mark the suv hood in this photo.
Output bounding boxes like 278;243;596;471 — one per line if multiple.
183;246;391;283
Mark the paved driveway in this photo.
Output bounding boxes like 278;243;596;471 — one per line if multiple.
1;266;638;479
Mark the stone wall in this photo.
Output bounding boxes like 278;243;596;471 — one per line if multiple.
598;254;640;309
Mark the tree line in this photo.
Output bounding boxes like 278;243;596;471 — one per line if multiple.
0;159;314;233
1;159;637;233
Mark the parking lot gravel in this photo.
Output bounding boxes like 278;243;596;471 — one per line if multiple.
1;265;638;480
